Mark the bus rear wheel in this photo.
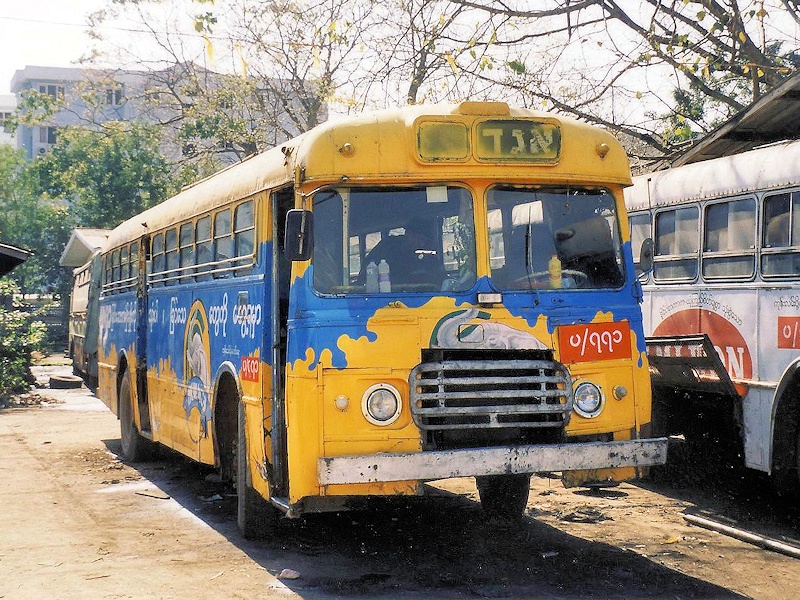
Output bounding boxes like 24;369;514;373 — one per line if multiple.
236;401;278;538
476;473;531;521
118;370;156;462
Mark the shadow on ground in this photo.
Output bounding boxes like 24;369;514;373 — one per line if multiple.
642;435;800;546
103;438;747;600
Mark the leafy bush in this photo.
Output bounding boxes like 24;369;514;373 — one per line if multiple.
0;280;47;405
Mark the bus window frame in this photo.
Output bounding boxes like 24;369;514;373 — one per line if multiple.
701;195;757;282
653;204;700;283
233;199;256;276
760;188;800;280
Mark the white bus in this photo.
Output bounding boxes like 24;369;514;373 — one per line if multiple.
625;139;800;497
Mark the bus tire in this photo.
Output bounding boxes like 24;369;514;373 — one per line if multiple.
237;401;278;538
476;473;531;521
118;370;156;462
771;390;800;501
772;427;800;501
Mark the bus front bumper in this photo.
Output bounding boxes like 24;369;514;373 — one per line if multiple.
317;438;669;485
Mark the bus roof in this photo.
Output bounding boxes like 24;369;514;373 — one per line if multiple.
105;102;630;251
625;139;800;211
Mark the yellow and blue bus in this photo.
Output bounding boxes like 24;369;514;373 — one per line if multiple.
94;102;666;535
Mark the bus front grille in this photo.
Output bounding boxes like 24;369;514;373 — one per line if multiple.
409;349;573;435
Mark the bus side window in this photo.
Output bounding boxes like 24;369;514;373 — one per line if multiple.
214;209;232;278
152;233;165;287
629;213;651;263
165;228;178;285
234;200;255;276
703;198;755;279
111;249;120;292
179;222;194;283
196;216;212;281
762;192;800;277
120;245;129;289
103;255;110;293
654;207;698;281
130;243;138;279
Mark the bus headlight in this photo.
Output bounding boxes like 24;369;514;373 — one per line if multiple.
362;384;402;426
574;381;604;418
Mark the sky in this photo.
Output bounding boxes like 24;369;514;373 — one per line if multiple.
0;0;125;95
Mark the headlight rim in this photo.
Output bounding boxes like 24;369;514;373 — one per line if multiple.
361;383;402;426
573;380;604;419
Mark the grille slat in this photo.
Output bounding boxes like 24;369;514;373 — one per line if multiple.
409;349;573;432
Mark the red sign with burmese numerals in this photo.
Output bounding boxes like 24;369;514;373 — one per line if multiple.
558;321;631;363
240;356;260;382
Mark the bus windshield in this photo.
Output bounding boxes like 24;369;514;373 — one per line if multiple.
312;186;477;294
488;186;625;290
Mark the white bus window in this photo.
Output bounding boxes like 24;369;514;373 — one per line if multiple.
120;245;129;283
762;191;800;277
629;213;651;265
111;249;120;289
179;222;194;282
152;233;165;286
703;198;755;279
214;209;232;277
654;206;698;281
196;216;212;280
234;201;255;276
165;228;179;284
234;201;255;255
130;243;138;278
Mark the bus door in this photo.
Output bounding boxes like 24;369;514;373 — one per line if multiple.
268;189;293;497
135;234;152;436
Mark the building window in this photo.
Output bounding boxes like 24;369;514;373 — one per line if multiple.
105;87;124;106
0;112;12;133
39;126;57;145
38;84;65;100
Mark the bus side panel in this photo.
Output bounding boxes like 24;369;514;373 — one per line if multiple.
758;285;800;472
144;277;267;464
97;294;138;415
643;285;771;470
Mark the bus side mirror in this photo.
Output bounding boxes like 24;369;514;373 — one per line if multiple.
636;237;654;277
284;209;314;261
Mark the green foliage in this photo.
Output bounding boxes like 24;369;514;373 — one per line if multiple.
0;280;46;405
662;88;706;145
0;146;73;295
33;122;181;230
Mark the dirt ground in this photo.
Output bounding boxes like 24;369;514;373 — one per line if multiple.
1;360;799;600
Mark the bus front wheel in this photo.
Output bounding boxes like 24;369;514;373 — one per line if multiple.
476;473;531;521
118;370;156;462
236;402;278;538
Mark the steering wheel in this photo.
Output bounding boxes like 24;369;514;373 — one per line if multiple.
513;269;588;288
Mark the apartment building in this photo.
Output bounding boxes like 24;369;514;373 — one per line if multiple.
9;64;322;161
0;94;16;146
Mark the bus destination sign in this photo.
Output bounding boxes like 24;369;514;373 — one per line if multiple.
416;119;561;163
476;120;561;162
